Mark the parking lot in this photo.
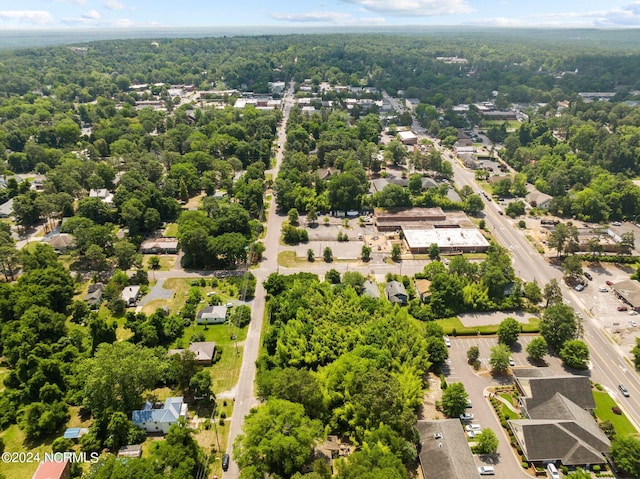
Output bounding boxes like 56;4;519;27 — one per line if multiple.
577;263;639;356
442;335;569;479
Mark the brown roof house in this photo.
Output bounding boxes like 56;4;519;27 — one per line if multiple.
168;342;217;365
509;372;609;467
414;279;432;303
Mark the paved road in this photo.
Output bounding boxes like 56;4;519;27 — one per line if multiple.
222;81;295;479
437;133;640;431
445;336;534;479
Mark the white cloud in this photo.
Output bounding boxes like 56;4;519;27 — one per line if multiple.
338;0;473;17
83;9;101;20
272;11;352;22
104;0;126;11
0;10;55;25
113;17;135;27
51;0;88;5
594;2;640;26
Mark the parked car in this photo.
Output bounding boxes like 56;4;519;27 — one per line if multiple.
222;453;230;471
606;280;614;286
619;384;630;397
599;286;608;292
574;283;585;291
584;271;593;280
467;430;479;438
509;357;515;366
547;463;560;479
465;424;482;432
443;335;451;347
459;412;474;421
466;399;473;408
629;310;638;316
612;221;622;226
478;466;495;475
618;305;628;311
629;320;637;327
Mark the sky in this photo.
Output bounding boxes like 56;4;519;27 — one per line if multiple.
2;0;640;30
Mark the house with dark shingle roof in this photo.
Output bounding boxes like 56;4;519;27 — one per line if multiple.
509;372;609;467
416;419;478;479
385;280;407;305
361;280;380;299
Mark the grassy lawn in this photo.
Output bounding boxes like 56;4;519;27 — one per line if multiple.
0;425;52;479
144;255;177;271
177;322;248;394
436;316;540;336
593;390;638;436
164;223;179;237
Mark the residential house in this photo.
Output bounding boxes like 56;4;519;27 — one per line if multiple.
385;281;408;305
168;342;217;365
361;280;380;299
416;420;478;479
83;283;105;309
455;130;473;147
527;190;553;209
46;233;76;253
132;396;188;434
0;198;12;218
32;460;71;479
414;279;432;303
89;188;114;204
509;371;609;467
140;238;179;254
420;177;439;190
196;305;228;325
121;285;141;307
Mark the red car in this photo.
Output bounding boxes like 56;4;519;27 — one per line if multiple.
618;306;628;311
606;280;614;286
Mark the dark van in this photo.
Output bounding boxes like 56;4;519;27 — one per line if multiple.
222;453;230;471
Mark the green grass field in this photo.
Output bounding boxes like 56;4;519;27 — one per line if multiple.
436;316;540;336
593;390;637;436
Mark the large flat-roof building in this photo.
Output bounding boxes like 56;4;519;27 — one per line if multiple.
403;228;490;254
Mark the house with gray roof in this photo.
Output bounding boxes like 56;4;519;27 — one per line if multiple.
509;373;609;467
385;280;407;305
121;285;141;307
83;283;105;310
416;419;478;479
361;280;380;299
132;396;187;434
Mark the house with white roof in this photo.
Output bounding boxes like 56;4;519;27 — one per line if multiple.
132;396;188;434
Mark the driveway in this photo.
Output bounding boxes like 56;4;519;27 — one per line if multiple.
444;336;537;479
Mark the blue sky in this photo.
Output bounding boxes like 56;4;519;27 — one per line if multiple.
2;0;640;29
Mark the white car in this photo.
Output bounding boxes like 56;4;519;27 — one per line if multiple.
465;424;482;432
478;466;495;475
509;357;515;366
599;286;609;292
467;430;479;438
459;412;474;421
629;310;638;316
630;320;637;327
443;335;451;347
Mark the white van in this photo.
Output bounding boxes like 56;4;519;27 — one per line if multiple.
547;463;560;479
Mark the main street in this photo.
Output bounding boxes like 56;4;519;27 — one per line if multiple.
439;139;640;431
223;82;294;478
